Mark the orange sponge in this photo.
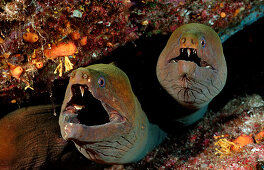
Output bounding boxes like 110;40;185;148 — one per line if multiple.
232;134;254;151
44;42;76;59
23;32;39;43
80;36;87;46
9;64;23;79
71;31;81;40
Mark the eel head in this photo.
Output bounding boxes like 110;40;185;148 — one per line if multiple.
59;64;137;164
157;23;227;109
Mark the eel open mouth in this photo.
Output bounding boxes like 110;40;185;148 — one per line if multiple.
169;48;214;69
62;84;124;127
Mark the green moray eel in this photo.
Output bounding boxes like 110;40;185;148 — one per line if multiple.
156;23;227;125
59;64;166;164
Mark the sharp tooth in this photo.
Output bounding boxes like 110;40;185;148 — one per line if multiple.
205;65;212;69
187;49;191;57
80;86;84;97
74;105;83;110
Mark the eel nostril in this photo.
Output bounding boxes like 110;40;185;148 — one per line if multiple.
70;71;76;78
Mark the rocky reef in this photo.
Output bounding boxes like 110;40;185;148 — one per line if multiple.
126;94;264;169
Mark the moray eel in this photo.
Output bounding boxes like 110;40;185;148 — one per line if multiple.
59;64;166;164
156;23;227;125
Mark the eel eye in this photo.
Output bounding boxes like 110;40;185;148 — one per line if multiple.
201;38;206;48
98;76;105;87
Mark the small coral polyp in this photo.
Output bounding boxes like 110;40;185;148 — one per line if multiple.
35;61;44;69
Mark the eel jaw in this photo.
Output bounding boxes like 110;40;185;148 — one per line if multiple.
60;84;126;141
169;48;214;70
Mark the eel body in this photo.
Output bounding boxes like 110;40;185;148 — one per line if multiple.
59;64;166;164
0;105;67;169
156;23;227;125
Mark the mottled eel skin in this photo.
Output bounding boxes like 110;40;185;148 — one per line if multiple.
157;23;227;125
0;105;68;169
59;64;166;164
